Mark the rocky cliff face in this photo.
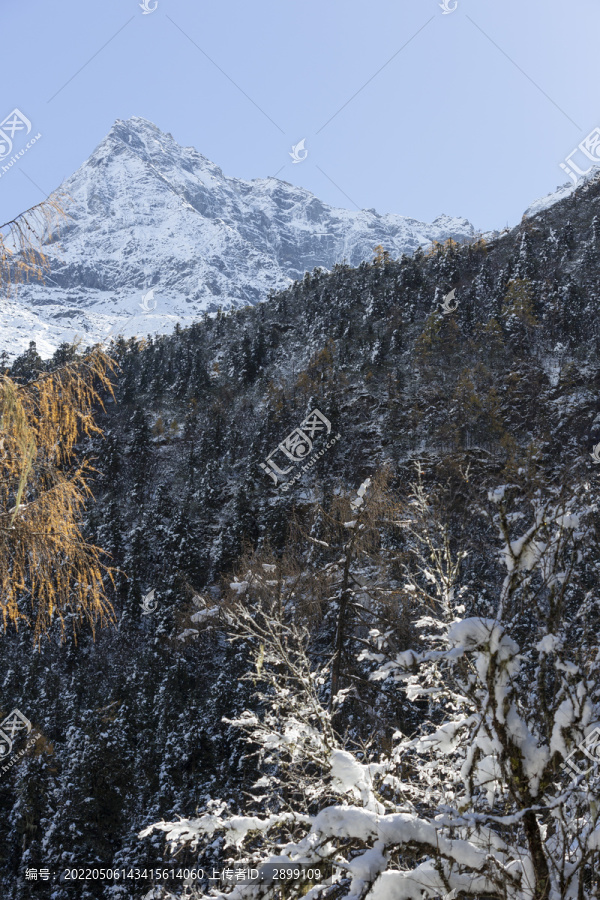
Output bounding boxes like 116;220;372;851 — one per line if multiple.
1;116;476;358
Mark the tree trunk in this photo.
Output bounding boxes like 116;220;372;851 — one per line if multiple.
330;536;355;707
522;809;550;900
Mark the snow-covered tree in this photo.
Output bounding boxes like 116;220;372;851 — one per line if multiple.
142;478;600;900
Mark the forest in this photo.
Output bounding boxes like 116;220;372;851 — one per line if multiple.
1;172;600;899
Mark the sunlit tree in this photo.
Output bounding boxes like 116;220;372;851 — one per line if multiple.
0;198;116;643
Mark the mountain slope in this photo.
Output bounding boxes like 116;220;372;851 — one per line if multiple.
1;165;600;898
1;116;475;358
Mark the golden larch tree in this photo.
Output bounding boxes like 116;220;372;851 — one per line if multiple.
0;197;117;644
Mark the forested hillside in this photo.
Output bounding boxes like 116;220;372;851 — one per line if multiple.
1;172;600;899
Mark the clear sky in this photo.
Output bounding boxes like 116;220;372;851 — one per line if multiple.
1;0;599;233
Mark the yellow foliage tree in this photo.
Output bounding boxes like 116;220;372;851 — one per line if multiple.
0;196;66;296
152;416;165;437
372;244;390;266
425;237;460;258
501;278;540;354
294;339;339;401
0;199;116;644
0;347;117;643
501;278;539;328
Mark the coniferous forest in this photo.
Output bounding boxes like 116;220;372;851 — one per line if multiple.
2;172;600;899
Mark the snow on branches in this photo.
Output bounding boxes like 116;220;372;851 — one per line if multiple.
142;477;600;900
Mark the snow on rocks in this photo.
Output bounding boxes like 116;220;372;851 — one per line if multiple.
0;117;476;360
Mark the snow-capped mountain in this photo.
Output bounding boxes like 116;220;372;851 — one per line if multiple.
523;165;600;220
1;117;477;358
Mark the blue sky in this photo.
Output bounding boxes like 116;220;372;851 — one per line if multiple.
1;0;599;232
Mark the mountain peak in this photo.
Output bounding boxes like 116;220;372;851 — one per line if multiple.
99;116;199;162
2;117;476;359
